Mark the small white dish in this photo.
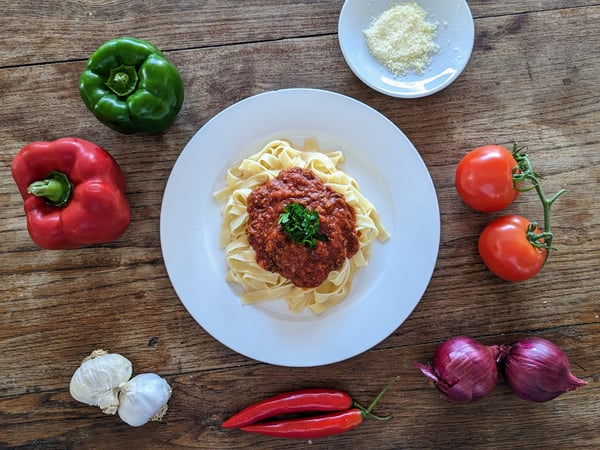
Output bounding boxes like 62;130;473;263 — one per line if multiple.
339;0;475;98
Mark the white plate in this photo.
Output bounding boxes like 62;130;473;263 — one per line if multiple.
160;89;439;367
338;0;474;98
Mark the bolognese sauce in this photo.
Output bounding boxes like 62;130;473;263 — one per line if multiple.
246;167;359;288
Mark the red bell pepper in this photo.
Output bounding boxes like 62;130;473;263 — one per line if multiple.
11;137;130;249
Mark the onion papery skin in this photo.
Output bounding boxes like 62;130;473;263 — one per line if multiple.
501;337;587;402
415;336;503;403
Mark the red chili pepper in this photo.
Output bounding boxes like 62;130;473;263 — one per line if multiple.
226;379;396;439
240;408;365;439
222;388;352;428
11;138;130;249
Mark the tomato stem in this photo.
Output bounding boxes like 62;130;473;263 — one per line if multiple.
511;144;566;262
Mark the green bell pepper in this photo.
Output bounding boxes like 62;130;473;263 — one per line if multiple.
79;37;184;134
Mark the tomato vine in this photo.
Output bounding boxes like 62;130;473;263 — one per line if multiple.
511;144;566;260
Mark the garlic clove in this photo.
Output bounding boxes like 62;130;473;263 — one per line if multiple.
69;350;133;415
117;373;172;427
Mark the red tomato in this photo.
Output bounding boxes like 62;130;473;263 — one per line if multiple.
478;215;546;282
455;145;519;212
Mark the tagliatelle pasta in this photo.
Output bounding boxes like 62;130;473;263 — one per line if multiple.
214;139;389;314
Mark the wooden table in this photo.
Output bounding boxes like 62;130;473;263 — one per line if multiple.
1;1;599;448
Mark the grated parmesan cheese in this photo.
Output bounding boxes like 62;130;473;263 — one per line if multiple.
364;1;439;76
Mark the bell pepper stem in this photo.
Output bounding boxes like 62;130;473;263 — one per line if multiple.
27;170;72;206
106;64;138;97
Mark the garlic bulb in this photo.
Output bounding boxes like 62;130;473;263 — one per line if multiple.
117;373;172;427
69;349;132;415
70;350;172;426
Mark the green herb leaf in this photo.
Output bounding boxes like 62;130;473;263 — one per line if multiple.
278;203;328;249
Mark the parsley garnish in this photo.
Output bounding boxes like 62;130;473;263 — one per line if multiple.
278;203;328;249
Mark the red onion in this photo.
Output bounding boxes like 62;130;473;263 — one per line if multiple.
414;336;503;403
501;336;587;402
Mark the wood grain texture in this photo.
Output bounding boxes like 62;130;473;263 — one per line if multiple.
1;1;599;449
